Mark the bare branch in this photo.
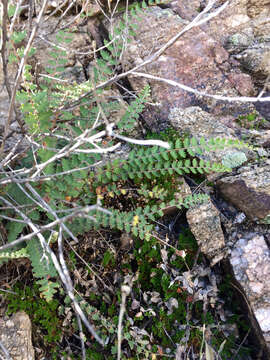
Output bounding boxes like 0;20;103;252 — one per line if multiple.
111;130;170;149
117;284;131;360
0;204;110;252
130;72;270;103
0;339;12;360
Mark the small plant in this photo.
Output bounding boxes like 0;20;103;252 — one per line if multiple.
237;111;267;130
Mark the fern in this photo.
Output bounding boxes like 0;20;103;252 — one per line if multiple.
0;248;29;266
83;193;209;240
0;236;58;302
93;136;247;186
118;85;151;130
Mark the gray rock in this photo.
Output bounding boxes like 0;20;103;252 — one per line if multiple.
217;162;270;223
0;311;34;360
230;234;270;351
186;201;226;266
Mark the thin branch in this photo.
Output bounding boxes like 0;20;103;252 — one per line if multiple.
111;130;170;149
38;33;119;56
51;0;77;32
9;0;24;35
0;340;12;360
29;127;118;178
0;161;102;184
130;72;270;103
44;0;69;19
75;312;86;360
0;204;110;252
67;240;115;294
28;0;34;34
57;0;90;32
117;285;131;360
0;138;26;169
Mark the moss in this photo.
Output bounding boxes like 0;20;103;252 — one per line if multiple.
5;283;63;346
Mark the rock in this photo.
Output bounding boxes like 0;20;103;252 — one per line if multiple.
204;0;251;41
120;6;255;131
227;72;255;96
245;129;270;148
168;106;254;164
0;311;34;360
230;234;270;352
232;45;270;79
224;32;255;54
166;0;201;21
177;0;270;88
169;106;237;138
219;0;270;85
247;0;270;21
205;0;270;42
255;91;270;121
186;201;226;265
31;16;93;83
217;162;270;223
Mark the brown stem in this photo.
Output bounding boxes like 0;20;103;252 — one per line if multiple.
0;0;12;98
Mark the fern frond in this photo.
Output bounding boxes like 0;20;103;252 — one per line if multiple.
26;238;58;302
118;85;150;130
94;137;237;186
89;193;209;240
0;248;29;266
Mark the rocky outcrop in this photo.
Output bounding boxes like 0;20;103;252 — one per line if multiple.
0;311;34;360
121;0;270;130
120;6;255;131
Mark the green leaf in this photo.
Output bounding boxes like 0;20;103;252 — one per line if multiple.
6;221;26;243
170;150;178;160
102;250;114;267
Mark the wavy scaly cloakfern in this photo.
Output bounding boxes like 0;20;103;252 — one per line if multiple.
0;0;252;303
